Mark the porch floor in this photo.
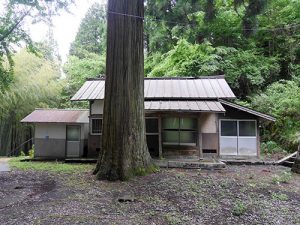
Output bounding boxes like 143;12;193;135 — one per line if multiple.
153;158;226;169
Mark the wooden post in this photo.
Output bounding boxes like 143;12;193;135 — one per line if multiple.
158;116;162;158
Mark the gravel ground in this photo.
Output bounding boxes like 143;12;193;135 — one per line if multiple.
0;165;299;225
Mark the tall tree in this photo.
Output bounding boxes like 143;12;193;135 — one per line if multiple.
69;3;107;58
94;0;152;181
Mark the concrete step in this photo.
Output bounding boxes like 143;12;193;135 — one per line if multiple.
154;159;226;170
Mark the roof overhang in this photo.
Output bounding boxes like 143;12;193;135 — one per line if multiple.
144;100;225;113
219;99;276;122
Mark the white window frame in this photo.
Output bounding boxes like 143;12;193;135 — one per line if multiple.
90;118;102;135
219;119;257;138
219;119;257;156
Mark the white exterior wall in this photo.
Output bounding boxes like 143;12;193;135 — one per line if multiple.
91;100;104;115
35;123;87;140
35;123;66;139
199;113;217;133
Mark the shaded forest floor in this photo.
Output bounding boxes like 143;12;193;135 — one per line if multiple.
0;161;299;225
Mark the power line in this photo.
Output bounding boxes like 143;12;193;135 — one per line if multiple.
108;10;300;32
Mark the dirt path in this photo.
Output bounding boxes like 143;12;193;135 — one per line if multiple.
0;158;10;172
0;165;299;225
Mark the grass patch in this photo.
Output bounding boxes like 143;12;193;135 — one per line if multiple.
9;157;94;174
271;192;289;201
232;200;247;216
272;171;292;184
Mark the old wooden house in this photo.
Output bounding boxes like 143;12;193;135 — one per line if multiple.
67;76;275;159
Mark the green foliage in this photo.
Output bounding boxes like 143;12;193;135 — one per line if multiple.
261;141;286;155
145;0;202;53
62;3;106;108
251;80;300;151
0;49;62;156
272;171;292;184
232;200;247;216
146;39;232;77
224;50;280;98
146;40;280;97
28;145;34;158
61;53;105;108
0;0;73;89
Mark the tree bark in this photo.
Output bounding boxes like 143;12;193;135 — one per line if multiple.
292;145;300;174
94;0;152;181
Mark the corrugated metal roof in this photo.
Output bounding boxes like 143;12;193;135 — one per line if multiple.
21;109;89;124
219;100;276;121
71;76;236;101
145;101;225;112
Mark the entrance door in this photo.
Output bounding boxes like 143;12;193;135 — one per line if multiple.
220;120;257;157
66;125;81;158
220;120;238;155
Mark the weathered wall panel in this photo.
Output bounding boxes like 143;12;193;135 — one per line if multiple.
200;113;217;133
91;100;104;115
34;138;66;158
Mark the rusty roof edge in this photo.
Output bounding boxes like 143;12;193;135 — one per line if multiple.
86;75;226;81
33;108;89;111
219;99;276;122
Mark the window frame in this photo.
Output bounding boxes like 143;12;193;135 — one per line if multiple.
162;117;198;146
219;119;257;138
90;118;103;135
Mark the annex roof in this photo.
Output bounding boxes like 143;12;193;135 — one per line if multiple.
219;100;276;121
71;76;236;101
145;100;225;113
21;109;89;124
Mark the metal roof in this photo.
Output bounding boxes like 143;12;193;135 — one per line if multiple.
219;100;276;121
21;109;89;124
145;101;225;112
71;76;236;101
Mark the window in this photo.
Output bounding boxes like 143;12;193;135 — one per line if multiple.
146;118;159;134
91;118;102;134
162;117;197;146
67;126;80;141
239;121;256;137
220;120;256;137
221;121;237;136
145;118;159;158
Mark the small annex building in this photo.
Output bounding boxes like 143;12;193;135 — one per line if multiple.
70;76;275;159
21;109;89;159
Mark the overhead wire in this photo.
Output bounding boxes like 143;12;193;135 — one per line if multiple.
107;10;300;32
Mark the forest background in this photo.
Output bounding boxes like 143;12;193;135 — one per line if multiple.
0;0;299;157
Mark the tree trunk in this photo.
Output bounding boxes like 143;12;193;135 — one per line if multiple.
292;145;300;173
94;0;152;181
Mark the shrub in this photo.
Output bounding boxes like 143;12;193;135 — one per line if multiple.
272;171;292;184
28;145;34;158
232;200;247;216
261;141;286;155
